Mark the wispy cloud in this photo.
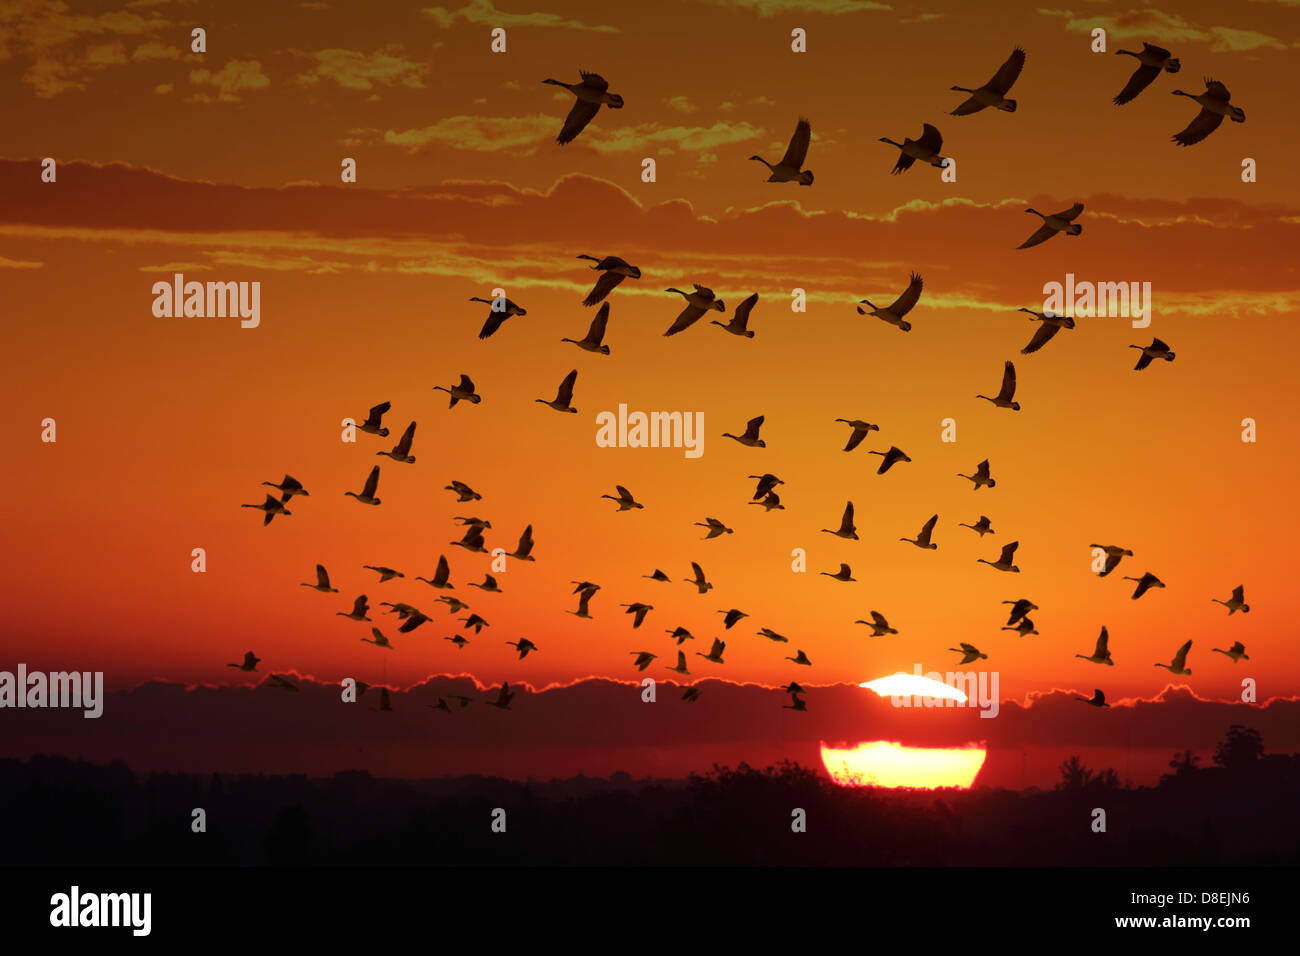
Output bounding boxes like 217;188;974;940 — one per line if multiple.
699;0;890;16
188;59;270;103
422;0;618;32
1038;7;1288;52
294;46;428;90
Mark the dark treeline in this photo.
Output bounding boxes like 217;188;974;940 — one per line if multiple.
2;726;1295;866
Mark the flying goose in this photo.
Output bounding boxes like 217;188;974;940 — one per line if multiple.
855;611;897;636
821;501;859;540
665;626;696;645
241;493;291;526
468;574;501;593
1212;641;1249;663
713;293;759;337
300;564;339;592
433;374;481;407
415;555;453;589
820;563;856;582
718;608;748;629
569;587;596;619
785;649;812;666
857;272;923;331
469;295;527;340
267;674;299;692
757;627;790;643
344;465;382;506
506;638;538;659
438;595;470;614
1211;585;1250;614
536;369;578;413
1017;204;1084;249
561;302;612;354
488;681;514;710
722;415;766;447
1122;572;1165;600
1003;599;1038;626
1112;43;1180;105
1155;639;1193;675
362;627;393;649
357;401;391;437
644;569;670;582
397;610;433;633
976;361;1020;410
621;602;654;628
868;446;912;474
445;480;481;502
445;634;469;649
1129;337;1175;370
949;643;988;664
1076;688;1109;708
900;514;939;550
958;515;994;537
460;613;490;634
666;650;690;674
684;562;713;594
696;638;726;663
1002;617;1038;637
377;421;417;463
783;681;807;696
835;418;879;452
695;517;734;539
749;473;784;499
950;47;1026;114
262;474;310;500
451;524;488;553
571;580;601;594
454;515;490;527
601;485;643;511
957;458;996;490
978;541;1020;572
576;254;640;307
749;117;814;185
784;692;807;711
1018;308;1075;354
681;687;703;702
506;525;536;562
1090;544;1133;577
381;601;420;618
363;565;404;583
336;594;371;622
663;284;725;336
751;491;785;511
227;651;260;672
430;697;452;713
1171;79;1245;146
1075;626;1114;665
630;650;658;671
879;124;949;173
543;71;623;145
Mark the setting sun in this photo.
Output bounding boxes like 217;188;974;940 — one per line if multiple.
821;741;988;789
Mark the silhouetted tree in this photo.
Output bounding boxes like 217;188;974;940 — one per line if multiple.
1213;725;1264;771
1056;755;1094;791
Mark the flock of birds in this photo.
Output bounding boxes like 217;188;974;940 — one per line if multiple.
230;39;1254;717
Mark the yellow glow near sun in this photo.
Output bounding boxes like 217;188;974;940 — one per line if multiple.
860;673;967;702
821;741;987;789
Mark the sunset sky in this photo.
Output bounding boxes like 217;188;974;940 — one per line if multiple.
3;0;1298;766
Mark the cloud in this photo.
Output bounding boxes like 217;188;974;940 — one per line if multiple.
422;0;618;32
188;59;270;102
130;40;179;60
0;255;43;269
294;46;428;90
383;114;556;152
1038;8;1288;52
699;0;890;15
665;95;697;113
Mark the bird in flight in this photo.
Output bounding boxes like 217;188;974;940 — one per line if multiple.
879;123;949;174
822;501;859;540
488;682;515;710
445;634;469;649
358;401;391;437
336;594;371;622
855;611;897;637
665;627;696;645
1076;688;1109;708
857;272;923;331
344;465;382;506
445;480;481;502
749;473;784;499
1211;585;1250;614
694;517;734;539
1212;642;1249;663
433;374;481;408
621;603;654;628
1002;617;1038;637
576;254;640;307
415;555;453;589
543;71;623;145
1090;544;1133;577
868;446;912;475
900;514;939;550
644;569;670;582
362;627;393;649
684;562;713;594
718;608;749;629
1171;78;1245;146
958;515;994;537
601;485;643;511
376;421;417;463
666;650;691;673
451;524;488;553
722;415;766;448
300;564;339;593
1003;599;1037;627
1017;308;1075;354
957;458;996;490
1112;43;1180;105
506;638;538;660
569;587;596;620
460;613;490;634
784;692;807;712
536;369;578;413
785;649;812;666
820;563;856;582
977;541;1020;572
976;361;1021;410
750;491;784;512
468;574;502;593
630;650;658;671
950;47;1026;114
749;117;814;185
696;638;726;664
262;474;310;500
363;565;404;583
469;295;527;340
398;610;433;633
1122;572;1165;600
1017;203;1084;250
1129;337;1176;370
1076;627;1115;666
664;284;725;336
439;595;471;614
241;493;291;526
757;628;790;643
507;525;536;562
835;418;879;452
1154;639;1193;675
949;643;988;664
681;687;703;702
561;302;612;355
227;651;260;672
713;292;760;338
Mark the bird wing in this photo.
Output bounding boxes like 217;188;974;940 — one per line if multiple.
1173;640;1191;669
1113;63;1160;105
352;594;368;615
316;564;330;587
1102;552;1122;575
395;421;416;454
998;361;1017;401
579;71;608;91
664;303;707;336
920;513;938;540
365;401;390;427
975;460;990;480
1096;627;1110;656
890;151;917;174
918;124;943;153
987;47;1026;93
999;541;1018;562
1152;337;1170;351
888;272;924;317
960;643;978;654
1143;42;1173;59
744;415;764;440
1231;585;1244;602
555;369;578;405
732;292;759;328
515;525;533;554
557;99;601;145
1173;107;1224;146
479;309;509;339
1134;351;1154;371
615;484;634;499
780;117;812;169
871;611;887;627
844;426;868;452
1016;222;1056;249
949;93;986;116
841;501;855;531
691;561;705;582
1056;202;1085;221
435;554;450;582
583;271;623;307
587;302;611;342
1204;79;1230;101
362;465;380;497
458;374;475;391
1021;322;1060;354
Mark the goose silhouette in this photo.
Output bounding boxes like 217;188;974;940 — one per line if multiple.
300;564;339;592
722;415;766;447
950;47;1026;114
376;421;417;463
357;401;391;437
630;650;657;671
858;272;923;331
1211;585;1249;614
1090;543;1133;577
469;295;526;340
1112;43;1179;105
855;611;898;637
822;501;859;540
415;555;453;589
978;541;1020;572
561;302;612;354
433;374;481;407
976;361;1020;410
750;117;814;184
901;514;939;550
835;418;879;452
958;515;994;537
713;293;760;337
241;493;291;526
664;284;725;336
1075;626;1115;666
1017;203;1084;250
1154;639;1192;675
344;465;382;506
1171;78;1244;146
1076;688;1109;708
536;369;578;413
227;651;260;672
576;254;640;307
544;71;623;145
684;562;713;594
879;124;949;173
1212;641;1249;663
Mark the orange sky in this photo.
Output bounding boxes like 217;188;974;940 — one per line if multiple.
2;0;1297;711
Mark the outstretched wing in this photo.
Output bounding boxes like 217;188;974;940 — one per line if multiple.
583;271;623;307
557;99;601;145
395;421;416;454
587;302;611;342
479;309;509;339
890;150;917;174
1055;203;1085;221
844;425;869;452
1021;322;1060;354
362;465;380;497
555;369;578;405
732;292;759;329
780;117;812;169
365;401;390;427
999;541;1019;563
1204;79;1230;101
999;361;1017;401
1017;222;1056;249
1173;107;1224;146
887;272;923;317
1113;63;1160;105
744;415;764;440
918;123;943;153
1095;627;1110;657
579;71;609;91
986;47;1026;94
1172;639;1192;669
664;303;707;336
950;93;986;116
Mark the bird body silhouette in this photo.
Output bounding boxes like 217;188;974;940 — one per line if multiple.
951;47;1026;114
544;71;623;145
858;272;923;331
750;118;814;184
